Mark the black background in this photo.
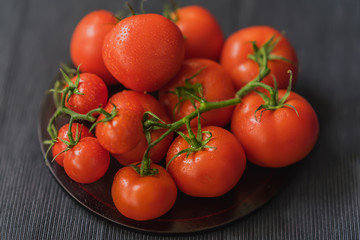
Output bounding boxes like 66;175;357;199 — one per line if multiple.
1;0;359;239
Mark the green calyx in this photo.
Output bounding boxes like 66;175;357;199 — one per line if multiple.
253;70;299;121
166;112;215;170
168;67;207;118
163;0;179;22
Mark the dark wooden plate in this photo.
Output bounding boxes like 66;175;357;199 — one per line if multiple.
38;76;291;233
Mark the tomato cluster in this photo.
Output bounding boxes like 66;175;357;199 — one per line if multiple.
46;4;319;221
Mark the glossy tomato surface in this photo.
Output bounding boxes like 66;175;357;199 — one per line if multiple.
63;137;110;184
95;91;144;154
102;14;185;91
221;26;298;90
70;10;118;85
111;91;173;166
231;90;319;168
64;73;108;115
111;163;177;221
166;126;246;197
52;123;93;167
173;5;224;60
159;58;235;128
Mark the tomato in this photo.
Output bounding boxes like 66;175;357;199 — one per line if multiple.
102;14;184;91
70;10;118;85
52;123;93;167
111;91;173;165
95;91;144;154
111;163;177;221
221;26;298;90
63;137;110;183
159;58;235;128
171;5;224;60
64;73;108;115
166;126;246;197
231;91;319;168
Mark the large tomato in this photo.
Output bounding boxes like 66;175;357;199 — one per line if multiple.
221;26;298;90
166;126;246;197
171;5;224;60
158;58;235;128
70;10;118;85
52;123;93;167
231;90;319;168
102;14;185;91
112;163;177;221
64;73;108;115
63;137;110;184
111;91;173;166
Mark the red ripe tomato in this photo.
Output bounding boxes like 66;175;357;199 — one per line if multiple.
111;91;173;166
70;10;118;85
63;137;110;184
231;91;319;168
52;123;93;167
159;58;235;128
95;91;144;154
166;126;246;197
102;14;185;91
64;73;108;115
221;26;298;90
111;163;177;221
172;5;224;60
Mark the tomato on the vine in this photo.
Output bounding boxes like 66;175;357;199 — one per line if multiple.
166;126;246;197
221;26;298;90
64;73;108;115
112;163;177;221
171;5;224;60
111;91;173;166
63;137;110;184
159;58;235;128
70;10;118;85
102;13;185;91
231;90;319;168
52;123;93;167
95;91;144;154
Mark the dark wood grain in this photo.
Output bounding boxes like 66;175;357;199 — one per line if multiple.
0;0;359;239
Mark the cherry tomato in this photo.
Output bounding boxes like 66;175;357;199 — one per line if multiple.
166;126;246;197
95;91;144;154
221;26;298;90
111;91;173;166
231;91;319;168
159;58;235;128
64;73;108;115
102;14;184;91
52;123;93;167
63;137;110;184
70;10;118;85
172;5;224;60
111;163;177;221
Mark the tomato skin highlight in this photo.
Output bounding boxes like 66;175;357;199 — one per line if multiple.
231;91;319;168
64;73;108;115
159;58;235;128
111;163;177;221
102;14;185;91
173;5;224;60
63;137;110;184
166;126;246;197
221;25;298;90
70;10;118;85
111;91;173;165
52;123;93;167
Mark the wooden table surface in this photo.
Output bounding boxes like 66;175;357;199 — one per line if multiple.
1;0;359;239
